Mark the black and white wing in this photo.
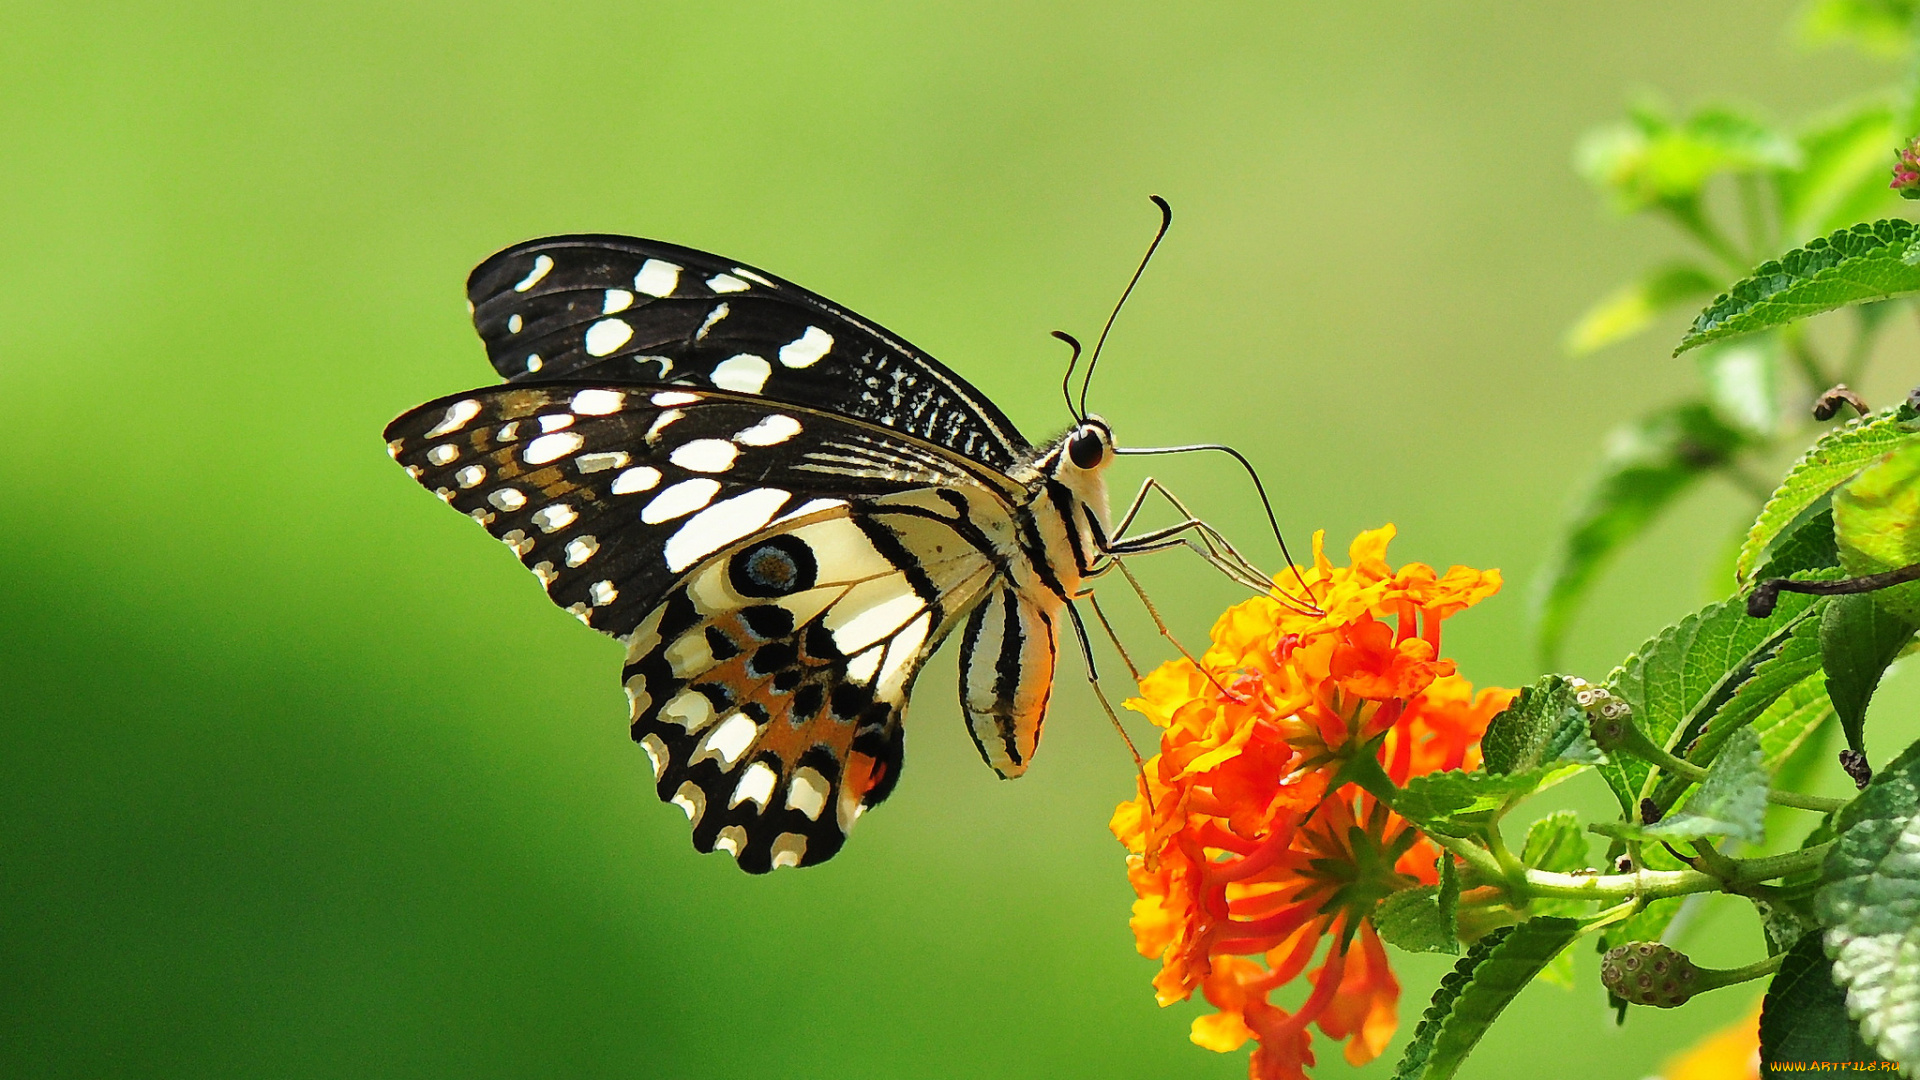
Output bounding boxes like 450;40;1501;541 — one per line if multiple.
385;385;1016;871
464;235;1031;471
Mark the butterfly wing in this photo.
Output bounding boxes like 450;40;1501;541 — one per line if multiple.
386;384;1016;870
464;234;1030;471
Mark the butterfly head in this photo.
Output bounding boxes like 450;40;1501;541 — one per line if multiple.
1050;415;1115;535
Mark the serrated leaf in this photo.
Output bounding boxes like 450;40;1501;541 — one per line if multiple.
1390;918;1582;1080
1696;334;1782;438
1620;726;1768;844
1815;737;1920;1071
1535;402;1753;666
1565;262;1721;355
1753;505;1842;583
1761;932;1890;1074
1695;612;1827;763
1395;769;1556;838
1481;675;1607;777
1777;98;1901;235
1822;593;1920;753
1740;407;1918;582
1834;434;1920;623
1577;103;1801;214
1754;661;1839;773
1678;220;1920;354
1376;858;1461;955
1601;591;1819;817
1522;811;1592;920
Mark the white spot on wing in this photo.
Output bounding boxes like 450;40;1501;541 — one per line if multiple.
845;646;883;684
661;688;715;732
706;273;749;293
425;399;481;438
589;579;617;606
647;411;686;441
455;465;487;488
734;415;801;446
787;767;829;821
696;711;759;770
584;318;633;357
710;353;772;394
672;781;706;824
489;488;527;511
695;303;729;341
496;421;519;442
602;288;634;314
876;612;932;700
668;439;740;473
531;503;577;533
523;431;584;465
778;326;833;368
532;561;556;585
525;355;543;373
507;313;522;333
634;259;682;297
770;833;807;869
569;388;625;415
714;824;748;858
774;498;849;524
730;761;778;810
512;254;553;292
576;451;629;474
663;488;791;572
640;733;668;779
610;466;662;495
426;444;459;465
732;267;775;288
564;535;599;566
538;413;574;432
642;478;722;523
651;391;700;406
831;591;926;656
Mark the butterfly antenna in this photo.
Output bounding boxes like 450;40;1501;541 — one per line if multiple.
1053;330;1085;423
1079;195;1173;420
1114;441;1320;607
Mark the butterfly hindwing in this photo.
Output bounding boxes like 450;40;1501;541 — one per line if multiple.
623;505;998;872
464;235;1030;471
386;383;1016;869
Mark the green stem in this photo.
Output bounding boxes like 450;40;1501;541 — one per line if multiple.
1616;716;1847;813
1521;841;1833;902
1695;952;1786;993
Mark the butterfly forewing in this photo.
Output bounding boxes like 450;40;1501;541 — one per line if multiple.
385;384;1017;870
466;235;1030;471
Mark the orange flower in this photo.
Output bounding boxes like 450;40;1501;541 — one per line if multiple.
1657;1002;1761;1080
1112;526;1514;1080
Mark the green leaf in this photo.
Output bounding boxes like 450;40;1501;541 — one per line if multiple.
1601;591;1820;817
1834;433;1920;622
1760;931;1891;1073
1677;219;1920;354
1618;726;1768;844
1522;811;1592;920
1797;0;1920;59
1752;505;1842;584
1739;407;1919;582
1565;262;1721;355
1480;675;1607;777
1376;858;1461;955
1695;334;1782;438
1822;593;1919;753
1389;918;1582;1080
1577;103;1801;214
1534;402;1753;666
1815;737;1920;1070
1395;769;1556;838
1696;612;1827;763
1777;99;1901;236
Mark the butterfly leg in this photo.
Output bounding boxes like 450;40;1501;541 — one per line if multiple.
1063;601;1153;798
1104;478;1275;595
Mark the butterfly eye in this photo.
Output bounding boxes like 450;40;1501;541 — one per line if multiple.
1067;427;1107;470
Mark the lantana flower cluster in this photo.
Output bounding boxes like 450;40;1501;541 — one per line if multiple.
1111;526;1514;1080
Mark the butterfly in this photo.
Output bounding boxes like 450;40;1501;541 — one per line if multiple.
384;229;1235;873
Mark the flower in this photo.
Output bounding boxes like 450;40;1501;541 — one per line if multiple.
1112;525;1514;1080
1894;136;1920;199
1655;1002;1760;1080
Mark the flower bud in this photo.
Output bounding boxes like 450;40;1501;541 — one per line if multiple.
1601;942;1700;1008
1569;677;1634;751
1893;137;1920;199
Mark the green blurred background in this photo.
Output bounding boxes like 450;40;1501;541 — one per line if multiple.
7;3;1919;1077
